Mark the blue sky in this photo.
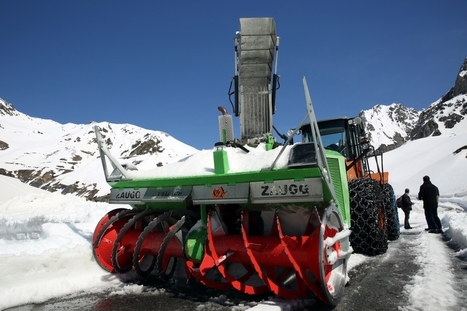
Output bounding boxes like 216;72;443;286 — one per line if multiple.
1;1;466;150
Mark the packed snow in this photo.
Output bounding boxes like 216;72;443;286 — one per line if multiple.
1;132;467;310
120;143;292;179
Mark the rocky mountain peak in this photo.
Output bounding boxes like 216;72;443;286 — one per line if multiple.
0;98;20;117
410;95;466;140
359;57;467;151
410;57;467;140
359;103;419;153
437;57;467;104
452;57;467;98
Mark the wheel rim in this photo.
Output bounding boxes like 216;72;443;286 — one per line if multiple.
319;204;349;305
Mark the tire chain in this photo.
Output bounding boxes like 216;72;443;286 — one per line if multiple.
382;183;400;241
349;178;388;256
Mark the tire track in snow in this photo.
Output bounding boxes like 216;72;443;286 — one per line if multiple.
402;231;458;311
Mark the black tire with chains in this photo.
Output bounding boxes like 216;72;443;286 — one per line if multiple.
349;177;388;256
382;183;400;241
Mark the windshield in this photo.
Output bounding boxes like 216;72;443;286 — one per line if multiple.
302;125;347;156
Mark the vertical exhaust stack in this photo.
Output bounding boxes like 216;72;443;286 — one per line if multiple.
234;18;279;144
217;106;234;143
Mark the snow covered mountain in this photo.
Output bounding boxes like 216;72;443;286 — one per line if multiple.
360;103;420;153
361;57;467;153
1;57;466;200
0;100;197;201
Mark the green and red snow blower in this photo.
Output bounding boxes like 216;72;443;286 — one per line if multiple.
91;17;398;306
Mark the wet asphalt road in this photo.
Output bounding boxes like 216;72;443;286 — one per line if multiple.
4;280;270;311
5;229;467;311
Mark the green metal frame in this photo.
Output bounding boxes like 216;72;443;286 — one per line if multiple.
98;149;350;227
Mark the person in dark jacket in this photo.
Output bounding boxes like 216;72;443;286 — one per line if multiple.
401;188;414;229
418;175;442;233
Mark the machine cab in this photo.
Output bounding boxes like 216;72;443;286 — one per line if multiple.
299;116;386;182
300;117;366;161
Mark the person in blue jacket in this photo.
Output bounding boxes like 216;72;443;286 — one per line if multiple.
418;175;442;233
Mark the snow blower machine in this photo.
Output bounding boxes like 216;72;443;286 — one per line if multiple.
91;17;397;306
